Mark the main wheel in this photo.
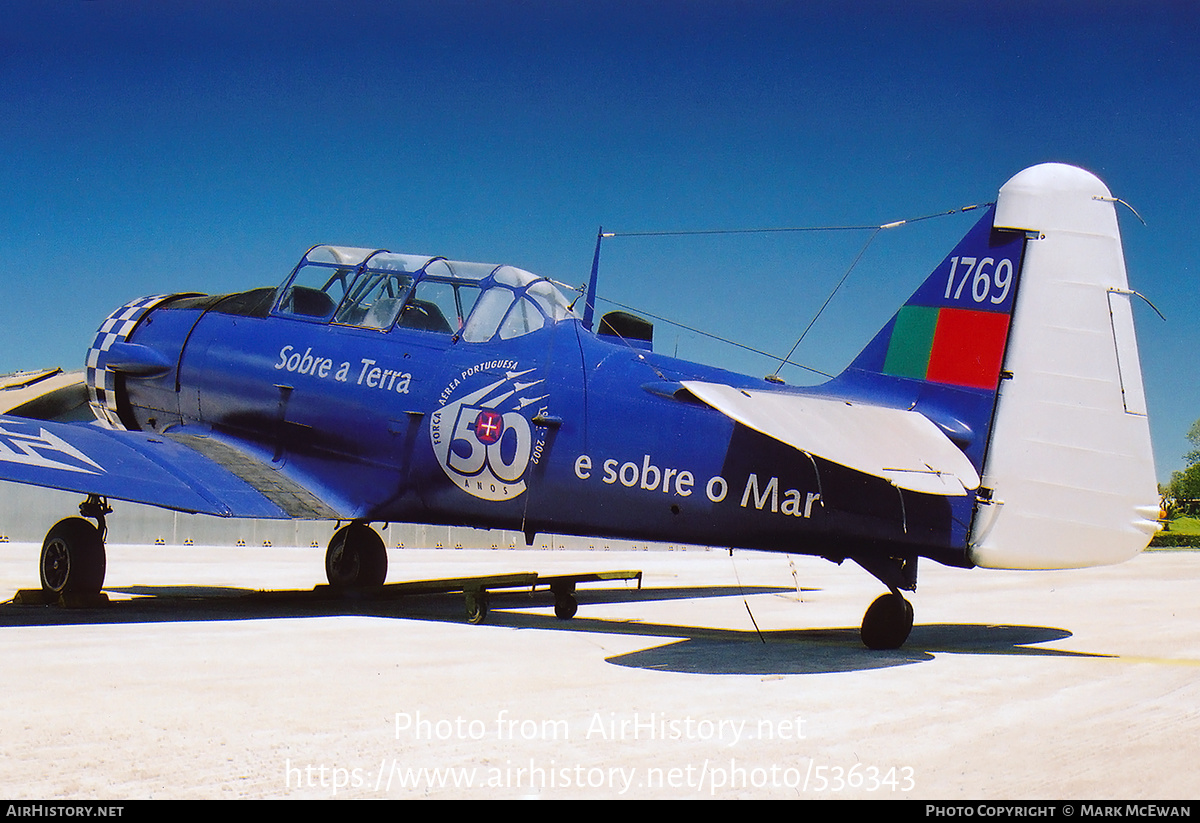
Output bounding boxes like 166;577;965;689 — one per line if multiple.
40;517;106;595
860;592;914;650
325;524;388;589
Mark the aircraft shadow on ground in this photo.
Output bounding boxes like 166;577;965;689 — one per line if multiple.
599;623;1090;675
0;583;1095;676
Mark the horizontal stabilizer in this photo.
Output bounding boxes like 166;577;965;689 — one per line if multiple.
680;381;980;496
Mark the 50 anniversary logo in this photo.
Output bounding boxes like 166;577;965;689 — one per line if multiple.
430;365;549;501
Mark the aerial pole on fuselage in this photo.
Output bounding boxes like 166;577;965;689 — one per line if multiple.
582;226;604;331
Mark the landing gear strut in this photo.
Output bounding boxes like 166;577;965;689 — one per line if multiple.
39;495;111;596
325;522;388;589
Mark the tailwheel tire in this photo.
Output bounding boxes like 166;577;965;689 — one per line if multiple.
325;524;388;589
40;517;106;595
860;593;914;650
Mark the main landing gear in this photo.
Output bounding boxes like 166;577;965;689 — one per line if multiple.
38;495;111;597
325;522;388;589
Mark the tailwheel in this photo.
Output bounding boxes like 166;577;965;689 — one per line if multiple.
40;517;106;595
325;523;388;589
860;592;914;650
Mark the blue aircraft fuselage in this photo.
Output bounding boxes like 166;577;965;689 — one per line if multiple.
111;286;969;570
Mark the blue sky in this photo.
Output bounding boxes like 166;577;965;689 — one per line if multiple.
2;1;1197;480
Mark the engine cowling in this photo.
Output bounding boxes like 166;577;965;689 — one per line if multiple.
86;295;178;429
85;294;197;429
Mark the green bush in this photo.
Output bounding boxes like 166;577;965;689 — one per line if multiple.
1149;532;1200;548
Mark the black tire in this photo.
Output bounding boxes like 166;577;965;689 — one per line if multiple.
466;590;489;625
40;517;106;595
860;592;914;650
325;524;387;589
553;592;578;620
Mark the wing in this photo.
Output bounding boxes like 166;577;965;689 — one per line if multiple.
680;381;980;496
0;414;343;519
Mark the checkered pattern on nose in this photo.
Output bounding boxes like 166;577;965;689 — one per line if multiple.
85;294;173;429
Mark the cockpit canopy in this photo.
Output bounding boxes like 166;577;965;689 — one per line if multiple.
274;245;579;342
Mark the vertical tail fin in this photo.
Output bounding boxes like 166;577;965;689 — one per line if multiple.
830;163;1158;569
968;163;1158;569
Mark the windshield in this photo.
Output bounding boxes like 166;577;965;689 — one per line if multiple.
273;246;579;341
